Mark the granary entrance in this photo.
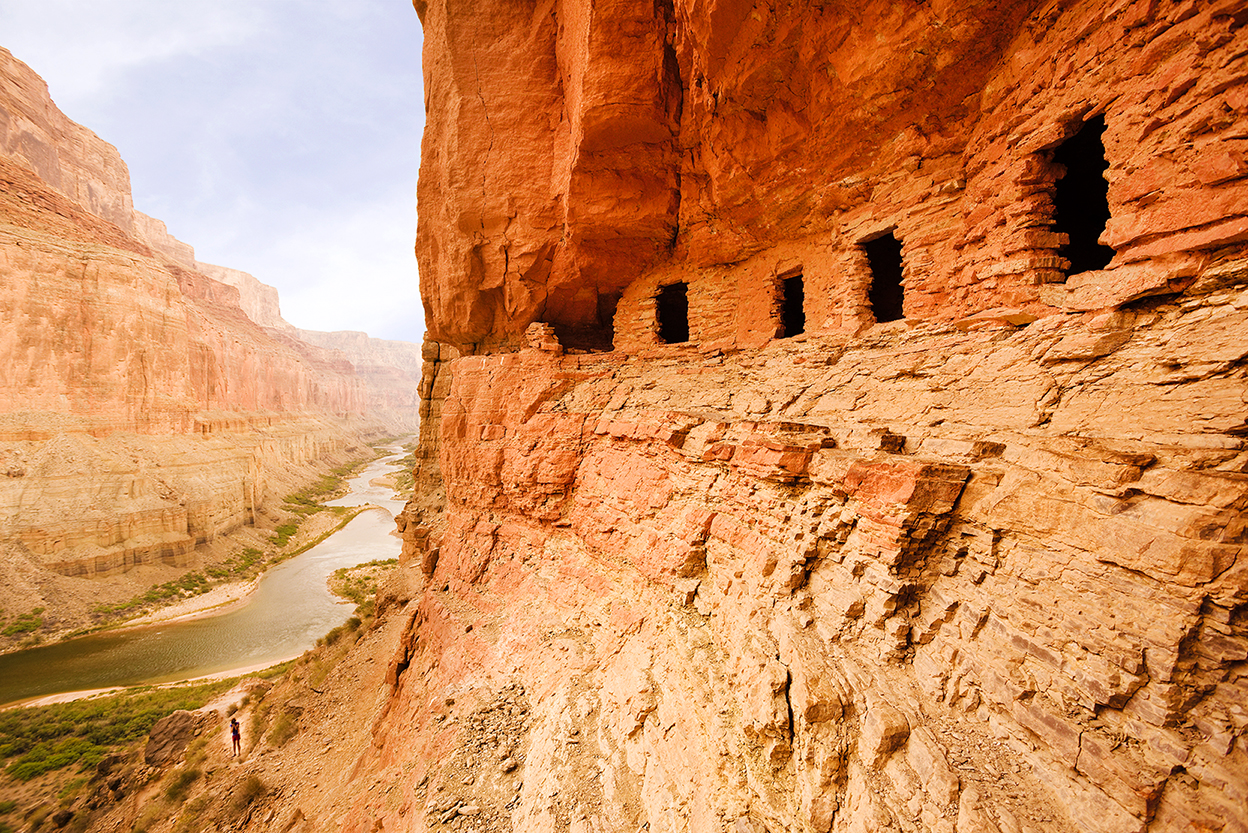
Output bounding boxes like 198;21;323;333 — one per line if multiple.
656;281;689;344
779;269;805;337
864;233;905;323
1052;114;1114;274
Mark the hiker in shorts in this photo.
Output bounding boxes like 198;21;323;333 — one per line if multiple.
230;717;241;756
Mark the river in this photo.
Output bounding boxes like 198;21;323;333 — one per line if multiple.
0;445;409;707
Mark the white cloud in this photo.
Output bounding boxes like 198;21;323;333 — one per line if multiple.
197;188;425;342
0;0;266;108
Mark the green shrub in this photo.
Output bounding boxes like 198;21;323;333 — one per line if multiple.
248;700;271;749
58;776;88;802
164;767;201;803
131;801;164;833
2;610;43;637
7;737;104;780
184;736;208;767
266;711;298;747
230;774;265;817
22;805;49;830
93;572;211;619
0;680;234;780
174;795;209;833
269;523;299;548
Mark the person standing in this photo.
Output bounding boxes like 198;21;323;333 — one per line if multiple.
230;717;241;756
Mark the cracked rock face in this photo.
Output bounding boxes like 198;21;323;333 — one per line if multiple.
376;283;1246;832
296;1;1248;832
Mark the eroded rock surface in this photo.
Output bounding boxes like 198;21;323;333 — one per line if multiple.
9;1;1245;832
356;1;1248;832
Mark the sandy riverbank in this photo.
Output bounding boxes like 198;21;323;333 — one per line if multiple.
8;654;302;710
114;580;260;630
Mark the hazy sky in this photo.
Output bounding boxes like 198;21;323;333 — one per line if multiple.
0;0;427;343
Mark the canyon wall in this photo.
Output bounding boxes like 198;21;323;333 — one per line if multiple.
0;46;423;433
194;262;425;429
0;46;398;586
292;328;425;422
0;47;135;233
350;1;1247;833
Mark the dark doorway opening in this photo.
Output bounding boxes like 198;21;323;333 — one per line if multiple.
864;233;905;323
656;282;689;344
551;290;619;352
779;272;805;338
1052;114;1114;274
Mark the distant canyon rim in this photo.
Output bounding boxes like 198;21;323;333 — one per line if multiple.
3;1;1248;833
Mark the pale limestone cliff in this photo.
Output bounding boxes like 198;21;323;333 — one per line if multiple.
134;210;196;268
196;260;288;330
0;47;135;233
193;262;424;427
293;329;425;376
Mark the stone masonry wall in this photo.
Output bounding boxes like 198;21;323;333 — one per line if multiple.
611;0;1248;350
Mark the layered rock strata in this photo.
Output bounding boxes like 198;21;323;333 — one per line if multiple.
357;1;1248;832
0;415;353;579
416;0;1248;353
1;45;422;433
0;48;392;585
375;287;1246;832
0;48;135;232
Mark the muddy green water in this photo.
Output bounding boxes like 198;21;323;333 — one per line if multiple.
0;448;408;707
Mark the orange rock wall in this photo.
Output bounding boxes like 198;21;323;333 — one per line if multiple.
374;1;1248;833
416;0;1248;352
374;275;1247;832
0;186;367;431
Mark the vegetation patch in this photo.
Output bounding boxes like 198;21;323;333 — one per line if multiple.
173;795;210;833
265;709;299;747
1;608;44;637
328;558;397;622
229;774;266;819
328;560;396;605
131;801;164;833
0;680;235;781
205;547;265;581
271;455;379;544
269;522;300;548
89;447;381;625
164;766;202;803
389;443;418;497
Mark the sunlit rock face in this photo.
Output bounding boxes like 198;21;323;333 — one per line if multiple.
0;48;135;233
369;2;1248;833
0;154;369;429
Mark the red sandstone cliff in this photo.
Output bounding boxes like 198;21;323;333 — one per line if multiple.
9;3;1246;833
355;2;1248;832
